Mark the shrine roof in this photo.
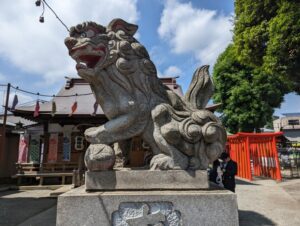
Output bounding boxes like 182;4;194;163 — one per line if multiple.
11;77;220;122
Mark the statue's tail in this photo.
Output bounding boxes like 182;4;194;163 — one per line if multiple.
184;65;214;110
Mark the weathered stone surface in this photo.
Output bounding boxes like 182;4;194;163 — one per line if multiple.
85;170;209;191
56;186;239;226
65;19;227;171
113;202;181;225
84;144;115;171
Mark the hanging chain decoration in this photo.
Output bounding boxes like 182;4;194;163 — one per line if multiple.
35;0;70;32
10;84;93;98
0;83;99;117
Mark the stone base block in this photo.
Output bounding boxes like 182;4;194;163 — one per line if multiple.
85;170;209;191
57;186;239;226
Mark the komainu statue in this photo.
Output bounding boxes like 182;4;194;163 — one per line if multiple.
65;18;227;170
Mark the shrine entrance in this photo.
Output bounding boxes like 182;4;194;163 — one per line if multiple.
227;132;283;181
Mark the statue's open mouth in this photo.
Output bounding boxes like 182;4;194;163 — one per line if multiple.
70;45;107;70
76;55;102;70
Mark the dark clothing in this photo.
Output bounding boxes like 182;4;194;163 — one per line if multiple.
222;160;238;192
209;160;220;184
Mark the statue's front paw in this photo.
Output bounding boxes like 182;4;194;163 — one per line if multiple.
84;144;115;171
150;154;175;170
188;157;201;170
85;127;103;143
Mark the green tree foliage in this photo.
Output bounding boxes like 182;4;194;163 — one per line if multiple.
213;0;300;133
264;1;300;93
234;0;300;92
213;45;284;133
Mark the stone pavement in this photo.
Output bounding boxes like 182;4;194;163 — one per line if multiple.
0;189;56;226
236;178;300;226
0;178;299;226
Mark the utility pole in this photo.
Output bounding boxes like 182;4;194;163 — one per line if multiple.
3;83;11;132
1;83;10;167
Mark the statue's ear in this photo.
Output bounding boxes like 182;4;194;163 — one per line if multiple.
107;18;138;36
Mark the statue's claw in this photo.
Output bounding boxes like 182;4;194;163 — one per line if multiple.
188;157;201;170
150;154;175;170
84;126;103;144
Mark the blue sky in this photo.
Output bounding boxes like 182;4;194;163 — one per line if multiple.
0;0;299;116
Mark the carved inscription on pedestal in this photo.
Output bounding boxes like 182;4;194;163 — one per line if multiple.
112;202;182;226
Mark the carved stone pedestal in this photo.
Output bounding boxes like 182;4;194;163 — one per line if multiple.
85;170;209;191
56;186;239;226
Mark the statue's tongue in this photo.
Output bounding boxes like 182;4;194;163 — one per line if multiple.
79;55;102;68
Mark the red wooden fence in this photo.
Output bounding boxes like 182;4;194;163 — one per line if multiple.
227;132;282;181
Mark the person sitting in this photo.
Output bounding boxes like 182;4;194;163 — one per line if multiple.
219;152;238;192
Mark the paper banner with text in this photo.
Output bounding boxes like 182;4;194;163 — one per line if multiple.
18;134;29;163
29;135;40;163
62;133;71;161
47;133;58;162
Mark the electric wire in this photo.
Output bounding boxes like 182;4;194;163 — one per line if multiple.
0;84;93;98
41;0;70;32
10;85;93;98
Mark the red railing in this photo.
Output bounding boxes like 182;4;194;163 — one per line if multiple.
227;132;282;181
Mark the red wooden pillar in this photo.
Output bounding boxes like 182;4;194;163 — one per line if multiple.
267;138;275;179
272;136;282;181
245;136;252;180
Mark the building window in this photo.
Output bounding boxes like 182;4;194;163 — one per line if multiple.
75;136;85;151
288;119;299;126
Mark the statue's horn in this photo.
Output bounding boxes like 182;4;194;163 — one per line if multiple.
184;65;214;110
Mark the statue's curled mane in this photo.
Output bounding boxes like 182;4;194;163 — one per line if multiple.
65;18;227;170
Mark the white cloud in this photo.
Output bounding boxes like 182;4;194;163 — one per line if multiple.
0;0;139;85
149;46;167;66
0;91;34;110
0;72;7;82
10;93;35;107
158;0;233;67
164;66;182;77
158;65;182;78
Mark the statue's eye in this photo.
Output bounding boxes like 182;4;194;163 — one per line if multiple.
85;29;95;38
80;32;87;38
80;30;95;38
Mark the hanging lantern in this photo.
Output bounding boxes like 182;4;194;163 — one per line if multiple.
33;100;40;117
39;16;44;23
35;0;41;7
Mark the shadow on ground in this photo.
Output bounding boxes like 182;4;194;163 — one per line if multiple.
239;210;276;226
236;179;259;186
0;190;56;226
0;189;23;197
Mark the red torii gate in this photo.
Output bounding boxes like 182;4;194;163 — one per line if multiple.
227;132;283;181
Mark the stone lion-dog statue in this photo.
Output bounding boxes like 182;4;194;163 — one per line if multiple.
65;18;226;170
